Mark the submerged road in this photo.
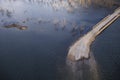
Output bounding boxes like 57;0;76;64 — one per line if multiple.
67;7;120;61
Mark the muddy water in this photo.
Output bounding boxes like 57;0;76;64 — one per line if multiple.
0;0;117;80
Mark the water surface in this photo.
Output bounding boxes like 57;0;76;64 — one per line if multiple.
0;0;117;80
92;18;120;80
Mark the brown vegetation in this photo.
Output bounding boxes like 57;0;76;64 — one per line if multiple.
68;0;119;7
4;23;28;30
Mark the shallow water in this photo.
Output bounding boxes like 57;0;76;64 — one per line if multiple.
0;0;118;80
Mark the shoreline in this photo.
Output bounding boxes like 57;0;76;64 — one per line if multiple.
67;7;120;61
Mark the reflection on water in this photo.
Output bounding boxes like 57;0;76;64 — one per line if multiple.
0;0;118;80
57;52;100;80
0;0;109;37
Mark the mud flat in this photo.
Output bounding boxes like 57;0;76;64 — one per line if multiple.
67;7;120;61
